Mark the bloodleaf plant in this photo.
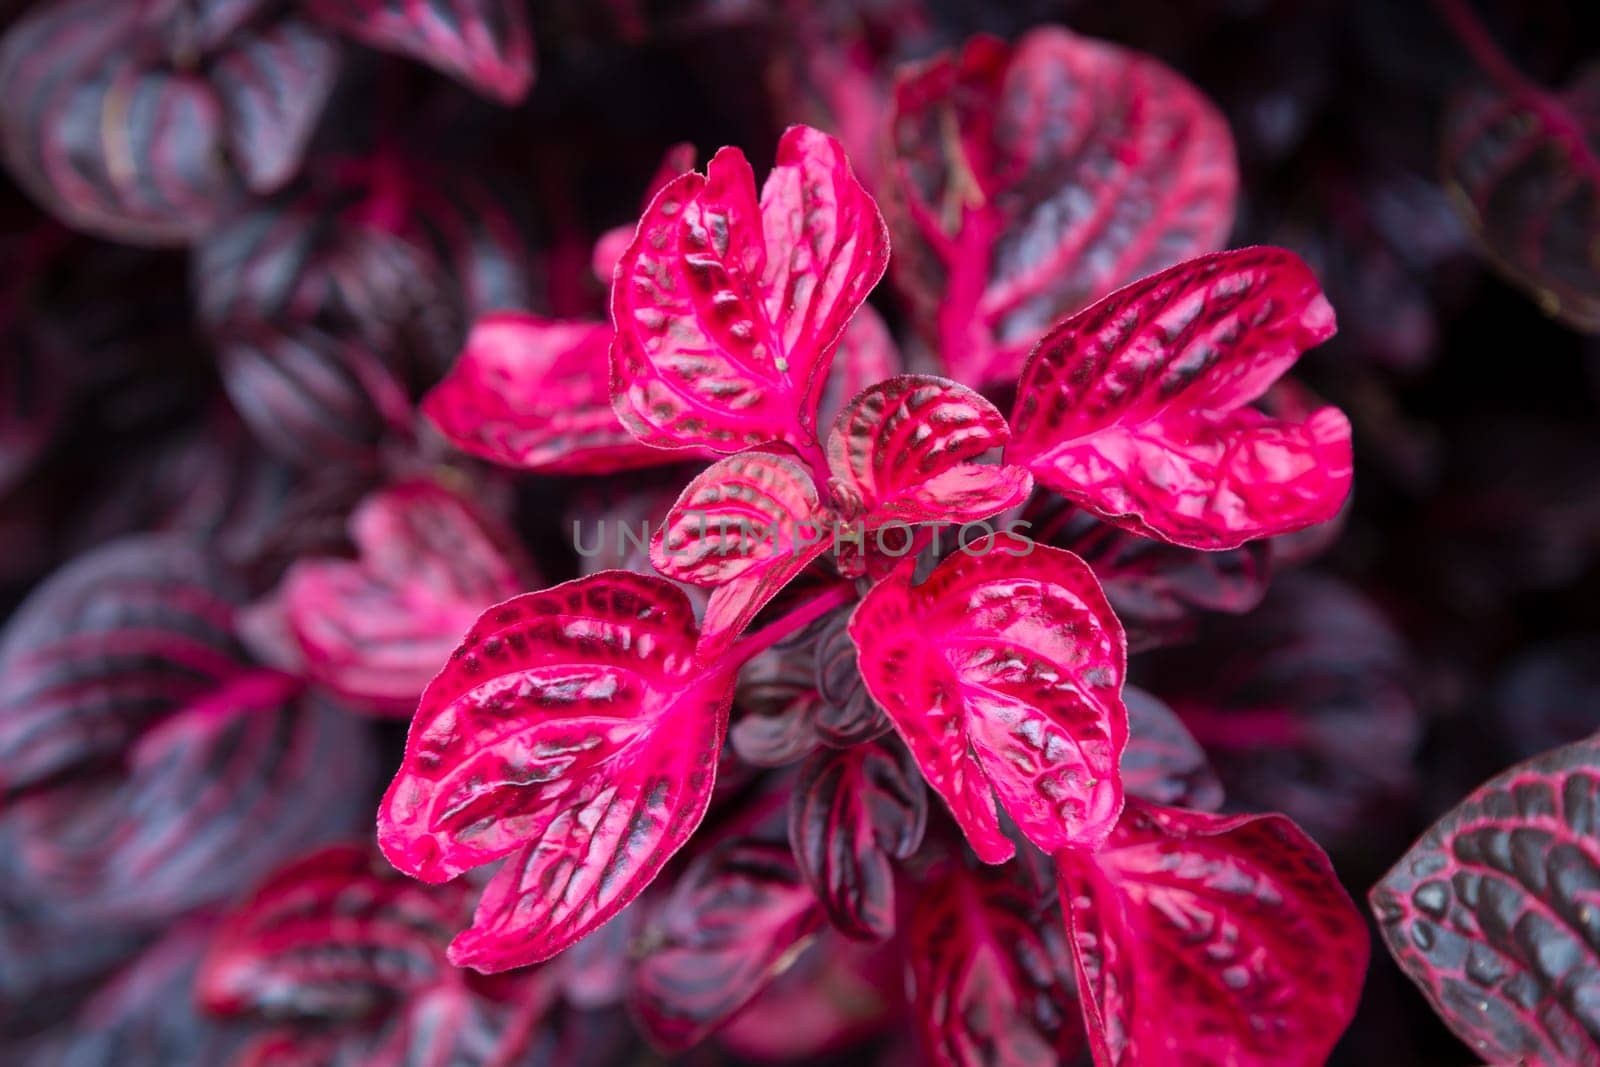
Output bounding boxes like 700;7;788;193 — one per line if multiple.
377;122;1370;1063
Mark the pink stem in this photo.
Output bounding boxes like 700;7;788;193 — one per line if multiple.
718;581;856;669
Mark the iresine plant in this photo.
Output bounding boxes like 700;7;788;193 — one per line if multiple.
376;121;1370;1064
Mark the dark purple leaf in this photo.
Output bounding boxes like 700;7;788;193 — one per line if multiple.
788;736;927;941
27;923;244;1067
7;673;374;924
306;0;535;105
199;844;474;1021
1120;685;1223;812
1443;65;1600;332
812;613;890;748
1371;735;1600;1065
0;535;248;795
194;154;531;466
1026;498;1272;653
630;789;823;1052
1152;573;1420;847
907;864;1083;1067
0;1;337;244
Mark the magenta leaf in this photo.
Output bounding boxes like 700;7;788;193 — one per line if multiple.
788;736;927;941
8;671;374;924
278;481;530;711
376;572;737;972
0;536;247;794
1370;735;1600;1065
0;1;336;245
1120;685;1223;811
826;374;1032;530
423;314;685;474
1444;66;1600;333
908;865;1083;1066
885;28;1237;385
848;540;1128;864
1058;800;1369;1067
610;124;889;455
199;844;472;1020
305;0;535;104
629;790;822;1051
1007;247;1351;550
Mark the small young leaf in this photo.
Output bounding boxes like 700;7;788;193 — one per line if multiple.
848;540;1128;863
825;374;1032;530
611;124;889;454
886;28;1237;385
1059;801;1368;1067
1008;247;1350;550
1370;735;1600;1065
376;572;736;972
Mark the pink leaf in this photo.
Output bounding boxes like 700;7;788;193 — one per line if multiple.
304;0;534;104
908;865;1084;1066
376;572;736;972
848;541;1128;863
826;373;1032;529
610;124;889;455
1007;247;1351;550
1058;800;1369;1067
278;481;531;711
1370;735;1600;1065
651;450;831;646
886;28;1237;385
423;313;681;475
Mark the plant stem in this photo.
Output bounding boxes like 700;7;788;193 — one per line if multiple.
719;581;856;669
